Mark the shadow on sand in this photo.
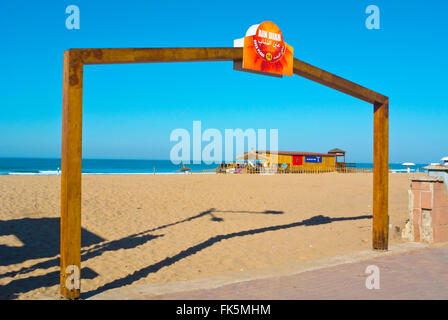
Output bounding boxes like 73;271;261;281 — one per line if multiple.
0;208;285;299
0;217;104;267
82;213;372;299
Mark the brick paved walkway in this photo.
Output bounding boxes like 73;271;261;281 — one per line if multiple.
90;243;448;300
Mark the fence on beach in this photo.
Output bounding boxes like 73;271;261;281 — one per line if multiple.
215;164;373;174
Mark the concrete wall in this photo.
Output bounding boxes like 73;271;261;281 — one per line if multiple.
403;176;448;243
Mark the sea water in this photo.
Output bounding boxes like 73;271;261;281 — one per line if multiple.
0;158;218;175
0;158;430;176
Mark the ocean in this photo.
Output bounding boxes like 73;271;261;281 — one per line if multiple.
0;158;430;175
0;158;217;175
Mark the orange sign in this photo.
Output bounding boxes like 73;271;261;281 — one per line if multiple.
242;21;293;76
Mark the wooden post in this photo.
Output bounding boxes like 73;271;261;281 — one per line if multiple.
60;50;83;299
59;47;389;298
373;99;389;250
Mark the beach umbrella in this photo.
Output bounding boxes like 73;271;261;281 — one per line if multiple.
235;150;269;161
402;162;415;173
178;163;191;173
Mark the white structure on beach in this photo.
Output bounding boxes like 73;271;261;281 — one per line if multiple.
442;156;448;166
402;162;415;173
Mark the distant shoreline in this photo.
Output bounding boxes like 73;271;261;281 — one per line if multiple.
1;170;426;176
0;158;431;176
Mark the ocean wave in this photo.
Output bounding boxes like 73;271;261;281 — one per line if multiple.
389;169;426;173
81;171;215;175
8;172;40;175
8;170;60;176
39;170;60;175
4;171;215;176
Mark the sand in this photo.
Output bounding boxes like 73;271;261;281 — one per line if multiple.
0;173;415;299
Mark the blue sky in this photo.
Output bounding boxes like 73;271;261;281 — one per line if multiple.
0;0;447;163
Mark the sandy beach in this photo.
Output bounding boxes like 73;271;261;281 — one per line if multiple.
0;173;415;299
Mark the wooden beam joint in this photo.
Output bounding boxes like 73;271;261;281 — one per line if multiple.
59;46;389;299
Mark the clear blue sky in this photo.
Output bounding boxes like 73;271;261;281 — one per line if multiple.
1;0;447;163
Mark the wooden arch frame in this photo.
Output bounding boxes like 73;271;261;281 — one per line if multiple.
61;47;389;299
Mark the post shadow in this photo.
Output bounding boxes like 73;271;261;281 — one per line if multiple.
83;213;371;299
0;208;280;298
1;208;280;280
0;218;161;298
0;267;98;300
0;217;104;267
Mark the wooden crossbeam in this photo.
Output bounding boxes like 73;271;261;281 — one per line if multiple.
293;58;388;105
60;47;389;299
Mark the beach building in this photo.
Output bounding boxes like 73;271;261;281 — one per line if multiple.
328;148;347;169
217;148;352;174
254;150;337;170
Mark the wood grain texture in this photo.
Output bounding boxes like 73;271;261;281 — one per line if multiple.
60;47;389;298
60;50;83;299
72;47;244;65
68;47;387;105
293;58;388;105
373;100;389;250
